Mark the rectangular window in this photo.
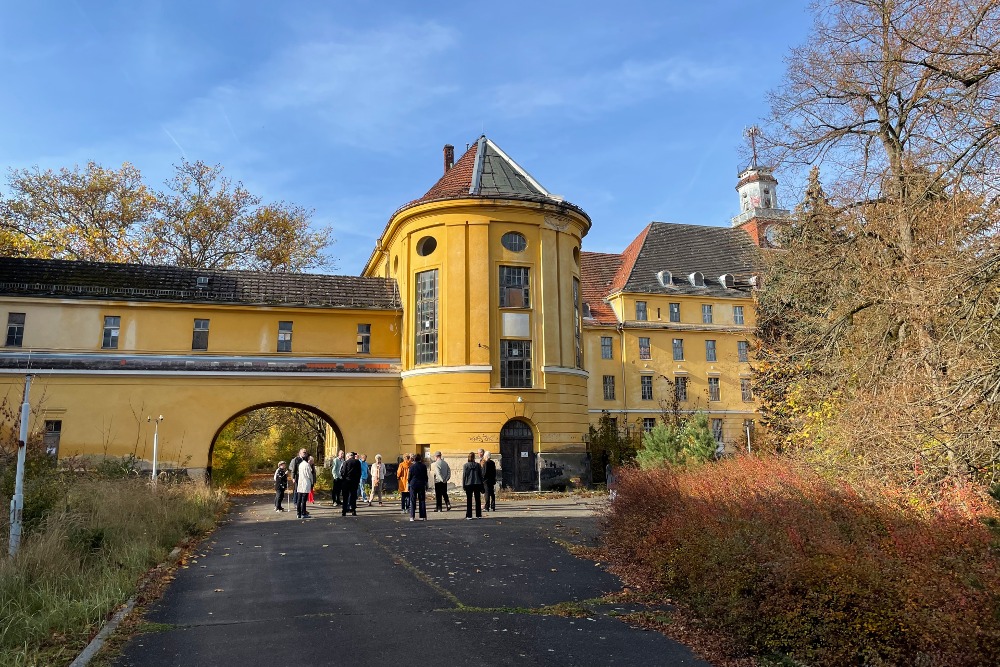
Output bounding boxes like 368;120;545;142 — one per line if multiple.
500;339;532;388
5;313;25;347
702;304;713;324
639;337;651;360
669;302;680;322
499;266;530;308
705;339;717;362
733;305;745;325
192;319;210;351
640;375;653;400
602;375;616;400
708;377;721;401
675;376;688;401
643;417;656;433
356;323;371;354
741;378;754;402
102;316;121;349
277;321;293;352
711;418;724;442
415;270;438;364
635;301;647;321
573;278;582;368
44;419;62;458
738;340;750;362
672;338;684;361
600;336;613;360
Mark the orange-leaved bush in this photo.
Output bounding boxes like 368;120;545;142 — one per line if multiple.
601;456;1000;666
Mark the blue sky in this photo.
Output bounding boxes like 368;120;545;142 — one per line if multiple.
0;1;813;274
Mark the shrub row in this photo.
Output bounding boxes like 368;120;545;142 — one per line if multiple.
602;456;1000;666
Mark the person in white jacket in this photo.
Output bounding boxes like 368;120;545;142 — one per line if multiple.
296;457;314;519
368;454;386;506
431;452;451;512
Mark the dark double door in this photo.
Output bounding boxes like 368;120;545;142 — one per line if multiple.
500;419;535;491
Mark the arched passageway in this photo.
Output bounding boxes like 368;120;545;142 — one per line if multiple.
499;418;535;491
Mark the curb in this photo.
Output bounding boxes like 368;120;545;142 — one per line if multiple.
68;546;183;667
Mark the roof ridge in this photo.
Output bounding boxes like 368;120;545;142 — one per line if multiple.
609;223;651;292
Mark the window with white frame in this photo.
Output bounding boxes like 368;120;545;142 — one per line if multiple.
415;270;438;364
733;305;745;325
356;323;371;354
643;417;656;433
278;321;293;352
601;336;613;359
705;339;717;362
674;376;688;401
635;301;647;321
741;378;754;402
573;278;582;368
102;316;120;349
708;377;721;401
639;337;651;360
669;302;680;322
602;375;615;400
702;304;713;324
738;340;749;362
640;375;653;400
6;313;24;347
192;319;210;350
672;338;684;361
711;418;724;442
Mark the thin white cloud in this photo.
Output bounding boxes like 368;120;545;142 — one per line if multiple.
488;57;736;118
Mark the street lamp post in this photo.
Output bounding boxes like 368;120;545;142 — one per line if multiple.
148;415;164;483
8;375;33;557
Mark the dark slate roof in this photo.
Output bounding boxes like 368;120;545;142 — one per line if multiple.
616;222;760;298
578;223;761;323
398;136;589;219
0;257;401;309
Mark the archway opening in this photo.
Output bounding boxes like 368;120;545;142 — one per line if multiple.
499;418;535;491
207;402;343;489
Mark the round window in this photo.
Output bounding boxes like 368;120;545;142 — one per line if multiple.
501;232;527;252
416;236;437;256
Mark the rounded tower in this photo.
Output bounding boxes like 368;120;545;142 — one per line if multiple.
363;136;592;490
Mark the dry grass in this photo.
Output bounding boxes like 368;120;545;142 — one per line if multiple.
0;477;225;667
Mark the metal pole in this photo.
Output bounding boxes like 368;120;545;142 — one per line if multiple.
9;375;33;557
150;415;163;483
746;424;752;455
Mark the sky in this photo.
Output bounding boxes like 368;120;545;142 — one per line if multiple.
0;1;814;275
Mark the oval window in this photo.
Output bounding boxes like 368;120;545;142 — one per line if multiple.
501;232;527;252
416;236;437;256
572;246;580;266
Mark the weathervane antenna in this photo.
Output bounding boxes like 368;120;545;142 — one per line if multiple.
744;125;761;169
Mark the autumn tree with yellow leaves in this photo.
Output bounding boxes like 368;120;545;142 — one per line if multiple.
755;0;1000;487
0;159;332;271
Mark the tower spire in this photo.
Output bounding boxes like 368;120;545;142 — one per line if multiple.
744;125;761;169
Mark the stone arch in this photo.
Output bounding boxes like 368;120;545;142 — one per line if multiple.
206;401;345;479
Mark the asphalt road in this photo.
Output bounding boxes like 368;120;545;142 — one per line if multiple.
113;495;712;667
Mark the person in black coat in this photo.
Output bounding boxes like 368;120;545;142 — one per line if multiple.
341;452;362;516
408;455;429;521
482;451;497;512
462;452;485;519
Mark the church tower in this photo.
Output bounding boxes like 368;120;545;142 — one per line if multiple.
731;126;791;247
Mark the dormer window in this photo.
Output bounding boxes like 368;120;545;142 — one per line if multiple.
688;272;705;287
196;276;210;289
656;270;673;287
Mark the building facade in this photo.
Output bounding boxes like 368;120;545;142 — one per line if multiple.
0;137;782;488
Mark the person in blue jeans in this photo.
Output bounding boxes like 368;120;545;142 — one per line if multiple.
358;454;370;502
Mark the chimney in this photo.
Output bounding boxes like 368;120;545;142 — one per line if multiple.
443;144;455;174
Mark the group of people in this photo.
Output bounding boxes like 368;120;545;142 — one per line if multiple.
272;447;499;521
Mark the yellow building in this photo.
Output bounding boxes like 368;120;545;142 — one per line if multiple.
0;136;776;488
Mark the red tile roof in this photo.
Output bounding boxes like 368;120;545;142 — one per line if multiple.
609;223;651;292
411;142;479;204
580;251;623;325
